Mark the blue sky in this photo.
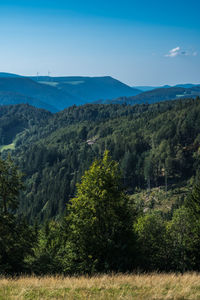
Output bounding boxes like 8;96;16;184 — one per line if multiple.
0;0;199;85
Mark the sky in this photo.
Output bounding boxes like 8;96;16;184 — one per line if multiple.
0;0;200;86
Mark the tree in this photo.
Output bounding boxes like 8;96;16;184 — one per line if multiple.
0;155;23;214
166;206;200;272
0;155;36;274
185;177;200;216
26;221;63;275
63;150;135;274
0;214;36;274
134;212;167;271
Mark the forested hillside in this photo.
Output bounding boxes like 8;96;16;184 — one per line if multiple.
0;74;140;111
1;97;200;275
98;86;200;105
0;104;51;148
1;97;200;222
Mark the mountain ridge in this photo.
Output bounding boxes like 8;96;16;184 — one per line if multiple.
0;73;141;111
97;86;200;105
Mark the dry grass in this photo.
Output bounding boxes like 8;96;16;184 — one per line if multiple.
0;273;200;299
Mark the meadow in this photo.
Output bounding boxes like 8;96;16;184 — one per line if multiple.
0;273;200;299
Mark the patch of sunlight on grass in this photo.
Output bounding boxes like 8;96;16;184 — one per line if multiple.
0;143;15;152
38;81;59;87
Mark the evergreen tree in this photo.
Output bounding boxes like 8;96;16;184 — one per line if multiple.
185;177;200;216
0;155;23;214
0;155;36;274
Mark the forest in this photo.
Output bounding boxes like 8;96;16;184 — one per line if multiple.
0;96;200;275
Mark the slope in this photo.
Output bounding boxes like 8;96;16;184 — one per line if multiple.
31;75;141;102
0;77;80;111
100;86;200;104
0;98;198;222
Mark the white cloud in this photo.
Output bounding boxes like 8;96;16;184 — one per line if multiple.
165;46;181;57
165;47;197;58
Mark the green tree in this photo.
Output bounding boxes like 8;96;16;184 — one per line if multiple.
63;150;135;274
185;177;200;216
0;155;36;274
134;212;167;271
26;221;63;275
0;155;23;214
166;206;199;272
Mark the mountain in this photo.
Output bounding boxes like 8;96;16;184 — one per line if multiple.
99;86;200;105
0;90;57;112
175;83;200;89
0;97;199;222
31;75;141;102
0;77;81;112
0;74;141;111
0;72;21;78
133;86;159;92
134;84;200;92
0;72;199;112
0;104;52;147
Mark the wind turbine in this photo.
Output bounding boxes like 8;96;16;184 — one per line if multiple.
48;71;51;81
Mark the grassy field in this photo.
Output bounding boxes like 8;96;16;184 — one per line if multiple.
0;273;200;299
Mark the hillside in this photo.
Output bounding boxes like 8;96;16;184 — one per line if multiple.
0;77;79;111
134;83;200;92
0;72;21;78
99;86;200;105
0;90;57;112
1;73;199;112
0;74;141;111
0;104;51;149
32;75;141;102
0;98;199;222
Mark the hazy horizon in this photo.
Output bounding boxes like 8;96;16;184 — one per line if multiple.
0;0;199;86
1;71;199;88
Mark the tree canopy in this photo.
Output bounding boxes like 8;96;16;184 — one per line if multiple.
63;150;135;273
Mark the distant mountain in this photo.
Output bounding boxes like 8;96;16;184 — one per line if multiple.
0;74;141;111
175;83;200;89
31;75;141;102
0;77;81;112
0;91;57;112
0;72;21;78
98;86;200;105
1;73;199;111
134;84;200;92
133;86;159;92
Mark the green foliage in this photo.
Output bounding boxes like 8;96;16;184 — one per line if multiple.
185;177;200;216
0;214;36;274
63;151;135;274
26;221;63;274
0;156;36;274
5;98;198;222
0;155;23;213
165;206;200;272
134;212;167;271
1;99;200;274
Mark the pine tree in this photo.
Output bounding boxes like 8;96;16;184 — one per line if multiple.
0;155;23;214
0;155;36;274
185;177;200;216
